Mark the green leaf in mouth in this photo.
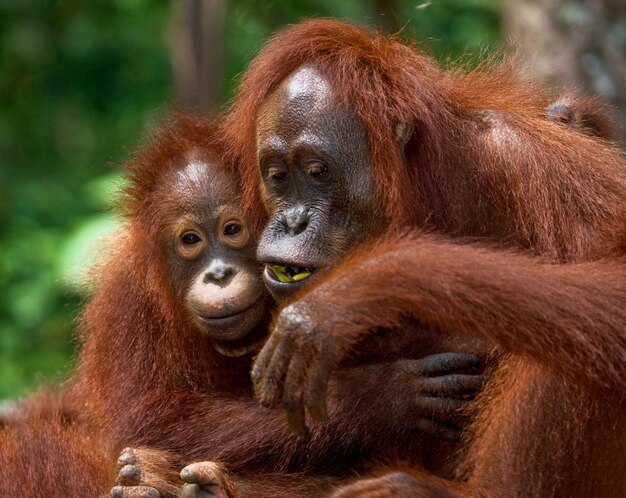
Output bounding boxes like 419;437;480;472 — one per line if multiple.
267;264;313;283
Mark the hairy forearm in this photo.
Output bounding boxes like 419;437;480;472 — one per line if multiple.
128;391;381;475
302;235;626;392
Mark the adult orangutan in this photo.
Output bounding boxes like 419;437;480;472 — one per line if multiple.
222;19;626;497
0;115;484;498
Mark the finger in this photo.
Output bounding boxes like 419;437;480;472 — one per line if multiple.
250;330;282;383
117;448;137;468
254;332;297;408
284;405;309;437
180;461;225;486
410;353;481;377
417;397;472;415
179;483;215;498
419;374;487;398
283;341;316;436
111;486;161;498
303;352;332;423
117;464;142;486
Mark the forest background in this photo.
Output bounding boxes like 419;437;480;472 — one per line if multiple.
1;0;623;400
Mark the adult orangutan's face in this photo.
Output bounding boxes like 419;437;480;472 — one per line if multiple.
255;66;382;301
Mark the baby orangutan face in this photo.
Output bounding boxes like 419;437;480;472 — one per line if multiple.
162;159;271;356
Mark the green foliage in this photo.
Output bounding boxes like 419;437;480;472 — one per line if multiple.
0;0;170;399
0;0;501;400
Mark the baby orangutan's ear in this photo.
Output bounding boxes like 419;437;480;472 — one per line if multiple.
394;122;414;149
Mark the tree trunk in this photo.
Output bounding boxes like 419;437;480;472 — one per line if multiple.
170;0;225;115
504;0;626;145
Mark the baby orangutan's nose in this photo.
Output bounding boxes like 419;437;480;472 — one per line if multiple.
204;260;235;285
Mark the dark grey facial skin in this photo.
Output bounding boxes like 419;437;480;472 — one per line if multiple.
256;66;383;301
163;160;271;356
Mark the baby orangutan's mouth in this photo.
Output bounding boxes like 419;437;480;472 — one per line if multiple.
266;264;315;283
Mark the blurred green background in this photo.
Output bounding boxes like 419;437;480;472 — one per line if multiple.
0;0;534;401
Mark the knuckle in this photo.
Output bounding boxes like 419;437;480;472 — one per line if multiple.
278;304;312;334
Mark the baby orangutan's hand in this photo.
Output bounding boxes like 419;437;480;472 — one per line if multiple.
110;447;178;498
179;461;238;498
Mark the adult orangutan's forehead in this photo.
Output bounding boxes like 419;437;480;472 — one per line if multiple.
283;65;331;101
257;66;338;144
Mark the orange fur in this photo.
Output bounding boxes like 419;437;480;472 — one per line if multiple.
225;19;626;497
1;115;467;497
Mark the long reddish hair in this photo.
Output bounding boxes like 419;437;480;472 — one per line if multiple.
224;18;625;261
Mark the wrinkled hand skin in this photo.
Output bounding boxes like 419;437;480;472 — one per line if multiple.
179;461;239;498
110;447;177;498
110;450;237;498
251;303;345;435
327;471;462;498
358;353;486;441
252;303;486;436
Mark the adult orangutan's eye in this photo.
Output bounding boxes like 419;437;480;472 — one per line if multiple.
182;232;202;245
268;166;286;181
306;161;327;177
223;223;242;236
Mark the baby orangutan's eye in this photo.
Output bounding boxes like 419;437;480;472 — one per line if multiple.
176;227;205;260
223;223;242;236
182;232;202;245
221;219;249;249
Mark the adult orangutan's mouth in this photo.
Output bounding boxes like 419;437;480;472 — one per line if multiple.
266;264;315;283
